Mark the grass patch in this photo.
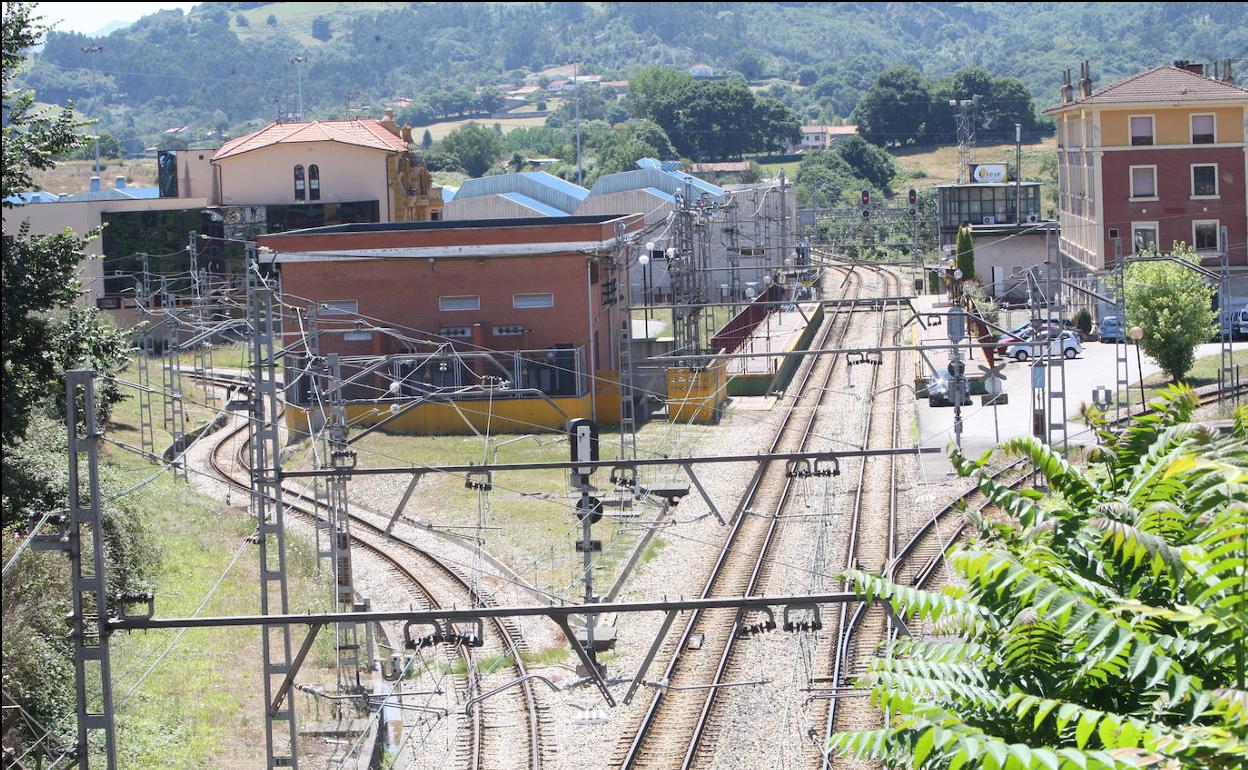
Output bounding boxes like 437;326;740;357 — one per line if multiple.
636;537;666;570
1130;350;1248;403
290;418;715;598
756;158;801;180
522;646;571;667
100;442;331;767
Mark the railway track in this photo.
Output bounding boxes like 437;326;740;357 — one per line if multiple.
617;264;908;769
201;391;548;770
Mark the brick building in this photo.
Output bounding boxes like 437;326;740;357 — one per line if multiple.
1046;61;1247;293
258;215;642;431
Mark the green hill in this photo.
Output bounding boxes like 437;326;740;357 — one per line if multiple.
18;2;1247;147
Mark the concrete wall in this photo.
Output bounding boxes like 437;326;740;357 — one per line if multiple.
972;231;1050;299
215;143;391;215
176;148;218;202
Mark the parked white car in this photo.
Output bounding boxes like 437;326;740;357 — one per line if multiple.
1007;330;1083;361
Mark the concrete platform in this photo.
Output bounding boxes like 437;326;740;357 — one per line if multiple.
911;294;1244;477
725;303;818;377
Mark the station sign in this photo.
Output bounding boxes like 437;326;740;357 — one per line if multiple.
971;163;1008;183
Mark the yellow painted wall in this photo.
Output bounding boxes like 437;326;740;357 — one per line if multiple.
666;363;728;424
287;394;595;436
286;372;623;436
1100;106;1244;146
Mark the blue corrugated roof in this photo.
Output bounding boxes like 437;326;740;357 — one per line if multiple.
57;186;161;202
641;187;677;203
499;192;567;217
3;191;60;204
522;171;588;202
455;172;587;213
438;185;457;202
586;162;727;202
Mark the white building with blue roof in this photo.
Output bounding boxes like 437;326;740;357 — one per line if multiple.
442;171;588;220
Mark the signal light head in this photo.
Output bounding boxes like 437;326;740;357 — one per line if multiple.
860;189;870;206
908;188;918;205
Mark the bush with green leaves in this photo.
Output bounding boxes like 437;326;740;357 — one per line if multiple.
828;386;1248;770
1124;245;1218;382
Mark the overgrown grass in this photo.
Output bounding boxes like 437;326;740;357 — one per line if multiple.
100;442;331;767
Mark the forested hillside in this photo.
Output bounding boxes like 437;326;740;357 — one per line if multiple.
17;2;1248;149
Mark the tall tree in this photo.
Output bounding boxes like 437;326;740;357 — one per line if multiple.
835;135;896;190
3;3;127;446
852;65;932;147
441;122;504;177
955;224;976;282
1124;245;1218;382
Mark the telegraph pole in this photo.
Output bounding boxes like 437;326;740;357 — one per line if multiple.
81;45;104;174
573;57;583;187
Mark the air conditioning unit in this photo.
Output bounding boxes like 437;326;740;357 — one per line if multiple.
1025;214;1040;223
982;216;996;225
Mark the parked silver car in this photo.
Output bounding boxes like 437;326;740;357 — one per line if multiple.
1007;330;1083;361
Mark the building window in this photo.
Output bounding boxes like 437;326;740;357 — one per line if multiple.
513;292;554;309
1192;164;1218;197
1191;114;1215;144
343;330;373;343
439;295;480;311
1129;115;1154;146
294;165;306;201
1131;222;1158;253
1193;220;1220;253
308;164;320;201
317;300;358;316
1129;166;1157;199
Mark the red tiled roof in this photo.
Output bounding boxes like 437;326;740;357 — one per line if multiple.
1046;65;1248;113
213;119;409;161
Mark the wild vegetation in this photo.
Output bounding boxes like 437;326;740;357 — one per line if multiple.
830;387;1248;769
18;2;1243;154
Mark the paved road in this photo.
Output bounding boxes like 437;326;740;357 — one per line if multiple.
913;321;1241;477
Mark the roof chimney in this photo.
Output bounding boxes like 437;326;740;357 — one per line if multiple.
1078;61;1092;98
115;175;126;189
401;123;412;144
1223;58;1234;85
1173;60;1204;76
378;107;400;137
89;176;101;192
1061;68;1073;104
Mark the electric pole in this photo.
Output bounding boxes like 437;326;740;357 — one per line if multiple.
81;45;104;174
289;56;306;120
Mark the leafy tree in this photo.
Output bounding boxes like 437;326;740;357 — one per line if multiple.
234;13;249;27
733;49;765;80
441;122;504;177
311;15;332;41
3;3;107;445
1124;246;1218;382
420;128;432;149
794;149;859;207
266;13;277;26
593;119;676;180
835;134;895;190
956;223;976;281
852;65;932;147
625;65;694;121
829;388;1248;770
797;66;819;86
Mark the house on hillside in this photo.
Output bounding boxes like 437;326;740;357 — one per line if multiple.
690;63;715;79
789;125;858;152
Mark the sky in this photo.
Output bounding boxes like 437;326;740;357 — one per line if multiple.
28;2;198;36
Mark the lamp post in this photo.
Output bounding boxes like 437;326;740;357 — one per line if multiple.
1129;325;1145;406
